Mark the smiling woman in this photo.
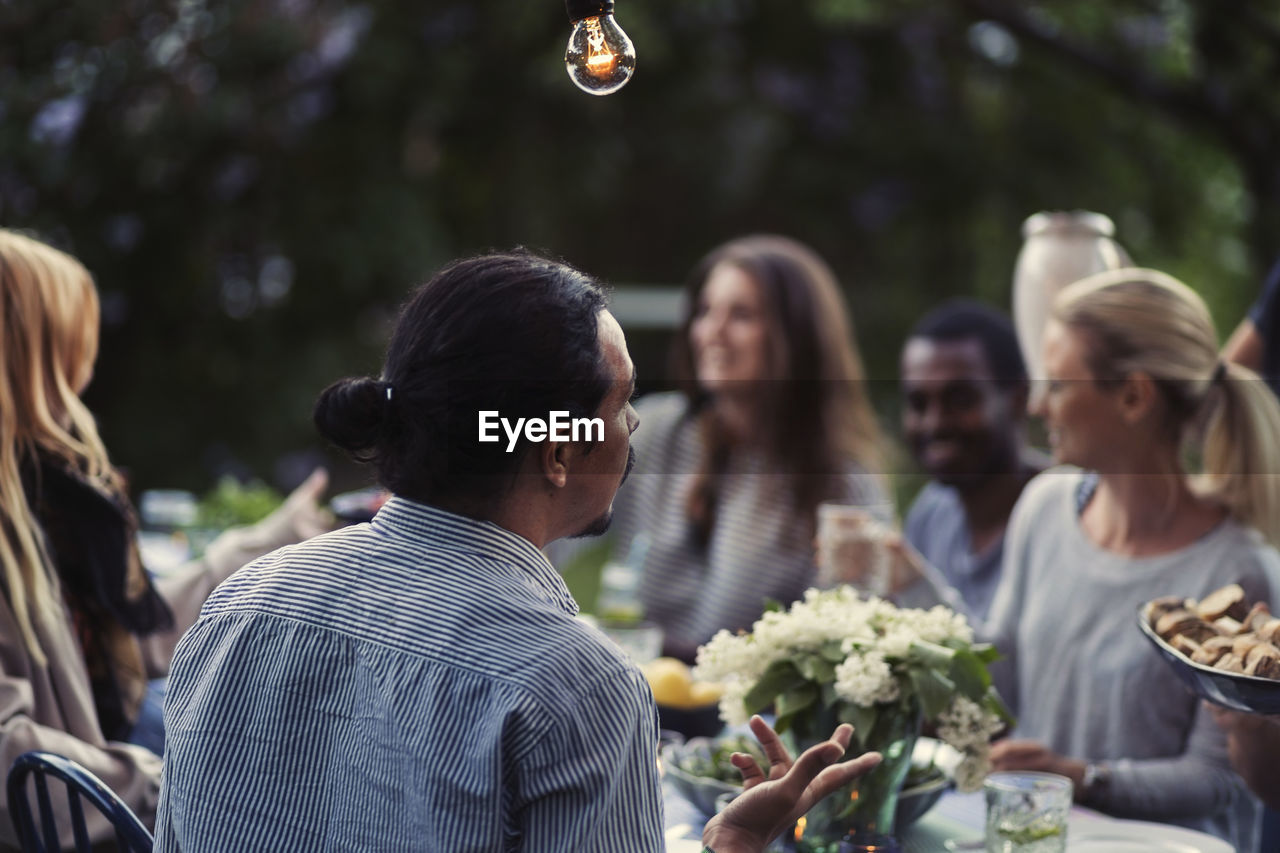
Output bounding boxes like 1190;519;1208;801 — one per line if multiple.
554;234;889;663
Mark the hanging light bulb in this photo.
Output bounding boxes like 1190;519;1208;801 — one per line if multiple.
565;0;636;96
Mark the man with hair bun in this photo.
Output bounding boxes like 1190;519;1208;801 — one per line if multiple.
155;250;880;853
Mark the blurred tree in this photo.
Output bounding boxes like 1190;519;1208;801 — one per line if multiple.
0;0;1273;491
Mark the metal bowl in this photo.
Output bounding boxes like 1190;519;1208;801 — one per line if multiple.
660;740;743;816
662;734;957;827
1138;607;1280;713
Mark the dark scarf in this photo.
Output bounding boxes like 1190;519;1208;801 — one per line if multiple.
22;454;174;741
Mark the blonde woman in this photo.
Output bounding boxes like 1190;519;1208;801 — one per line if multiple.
983;268;1280;852
0;229;328;843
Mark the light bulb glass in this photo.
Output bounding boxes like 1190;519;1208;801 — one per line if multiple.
565;14;635;96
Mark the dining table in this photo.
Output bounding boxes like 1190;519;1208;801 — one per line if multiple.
663;776;1238;853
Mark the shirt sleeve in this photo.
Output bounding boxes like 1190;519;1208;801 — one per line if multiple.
1248;257;1280;331
977;475;1046;719
513;667;664;852
1250;258;1280;380
140;523;305;675
0;623;162;846
1100;700;1247;821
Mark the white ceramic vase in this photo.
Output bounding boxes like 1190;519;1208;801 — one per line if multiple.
1012;210;1132;407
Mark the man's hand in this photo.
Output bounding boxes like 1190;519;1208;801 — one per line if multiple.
701;716;882;853
989;739;1085;793
1207;702;1280;810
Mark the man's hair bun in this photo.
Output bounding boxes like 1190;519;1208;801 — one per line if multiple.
313;376;389;457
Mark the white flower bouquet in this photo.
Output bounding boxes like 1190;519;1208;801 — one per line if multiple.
693;588;1011;795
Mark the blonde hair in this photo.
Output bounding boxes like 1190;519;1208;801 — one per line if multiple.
0;229;118;662
1053;267;1280;544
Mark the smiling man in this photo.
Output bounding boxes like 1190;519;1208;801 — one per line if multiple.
153;251;878;853
899;299;1046;622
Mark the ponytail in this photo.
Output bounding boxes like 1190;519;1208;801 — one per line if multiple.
1195;361;1280;545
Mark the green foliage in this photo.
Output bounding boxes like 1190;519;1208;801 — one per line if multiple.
3;0;1278;492
672;733;768;785
196;476;282;528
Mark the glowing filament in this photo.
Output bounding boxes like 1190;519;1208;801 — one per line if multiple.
583;18;615;71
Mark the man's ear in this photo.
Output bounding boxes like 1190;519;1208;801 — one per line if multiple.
540;440;570;489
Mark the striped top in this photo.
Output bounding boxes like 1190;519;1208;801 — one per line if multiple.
154;498;664;852
595;393;886;655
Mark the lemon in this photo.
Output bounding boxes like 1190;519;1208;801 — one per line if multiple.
644;657;692;707
688;680;723;707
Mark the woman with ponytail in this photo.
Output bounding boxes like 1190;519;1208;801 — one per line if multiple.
0;229;329;844
981;268;1280;852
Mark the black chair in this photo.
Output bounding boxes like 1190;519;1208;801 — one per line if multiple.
7;751;153;852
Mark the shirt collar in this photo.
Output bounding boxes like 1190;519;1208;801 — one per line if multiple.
371;496;579;616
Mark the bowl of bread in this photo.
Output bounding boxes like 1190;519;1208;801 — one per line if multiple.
1139;583;1280;713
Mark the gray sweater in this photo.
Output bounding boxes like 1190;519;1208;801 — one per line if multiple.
987;468;1280;852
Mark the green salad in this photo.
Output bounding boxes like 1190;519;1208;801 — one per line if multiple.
676;735;769;785
677;735;946;790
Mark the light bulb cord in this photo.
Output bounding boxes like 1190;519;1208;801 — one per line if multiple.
565;0;614;23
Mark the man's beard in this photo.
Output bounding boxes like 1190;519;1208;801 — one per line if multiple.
571;444;637;539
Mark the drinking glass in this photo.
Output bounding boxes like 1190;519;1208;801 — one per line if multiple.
599;619;664;664
816;501;896;597
983;771;1071;853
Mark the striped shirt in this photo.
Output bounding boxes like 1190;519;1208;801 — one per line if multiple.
154;498;664;852
580;392;886;654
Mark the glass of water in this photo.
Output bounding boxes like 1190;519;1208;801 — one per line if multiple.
983;771;1071;853
815;500;896;597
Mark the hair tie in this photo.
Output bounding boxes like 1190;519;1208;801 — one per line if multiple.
1211;362;1227;385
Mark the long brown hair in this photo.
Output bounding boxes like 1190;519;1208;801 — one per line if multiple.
669;234;885;542
0;229;119;662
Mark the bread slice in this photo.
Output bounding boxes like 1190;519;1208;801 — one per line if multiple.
1197;584;1248;622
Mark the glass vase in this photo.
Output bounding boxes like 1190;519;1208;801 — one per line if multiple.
791;703;921;853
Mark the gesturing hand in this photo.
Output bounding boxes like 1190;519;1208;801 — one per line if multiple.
701;715;882;853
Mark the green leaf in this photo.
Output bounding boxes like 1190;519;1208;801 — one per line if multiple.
908;639;956;669
971;643;1002;664
907;665;956;720
742;660;806;714
762;598;785;614
949;648;992;700
797;654;836;683
820;640;847;663
821;681;840;708
777;683;819;719
842;702;879;750
985;686;1017;727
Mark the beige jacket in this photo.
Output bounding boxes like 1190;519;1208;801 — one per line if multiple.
0;524;297;849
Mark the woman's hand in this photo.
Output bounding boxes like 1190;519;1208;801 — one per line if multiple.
701;716;882;853
250;468;333;547
814;527;923;597
989;739;1086;793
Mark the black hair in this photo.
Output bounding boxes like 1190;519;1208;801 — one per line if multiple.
313;250;613;508
906;299;1026;387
